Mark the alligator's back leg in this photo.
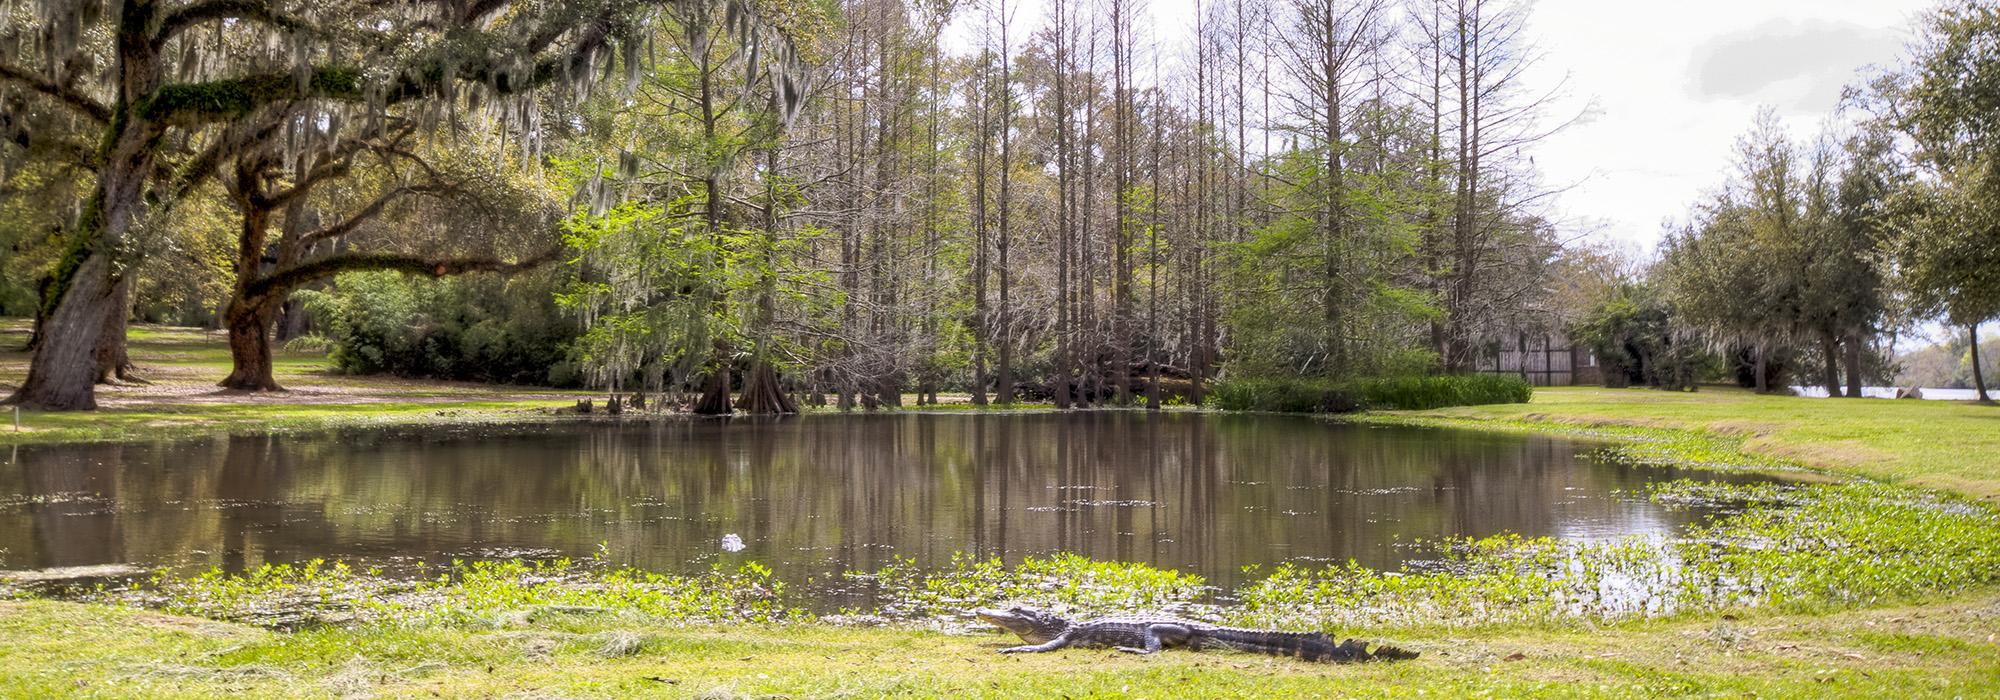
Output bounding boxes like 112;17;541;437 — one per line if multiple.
999;631;1075;654
1116;623;1195;655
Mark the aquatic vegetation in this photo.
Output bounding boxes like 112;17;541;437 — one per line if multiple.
124;557;805;629
96;476;2000;634
856;552;1211;620
1666;482;2000;612
1229;480;2000;630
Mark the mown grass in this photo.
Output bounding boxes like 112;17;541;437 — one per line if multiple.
3;593;1996;698
1388;385;2000;501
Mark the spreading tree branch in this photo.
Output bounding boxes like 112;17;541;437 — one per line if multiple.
152;0;312;48
0;62;112;124
297;184;450;246
140;7;620;128
246;246;562;301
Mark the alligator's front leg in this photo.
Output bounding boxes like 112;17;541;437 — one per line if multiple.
999;631;1074;654
1116;623;1193;655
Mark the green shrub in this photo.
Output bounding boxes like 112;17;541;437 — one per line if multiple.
298;270;582;387
1349;374;1533;410
1207;378;1360;413
1209;374;1531;413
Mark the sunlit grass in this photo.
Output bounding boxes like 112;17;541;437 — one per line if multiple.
1401;385;2000;500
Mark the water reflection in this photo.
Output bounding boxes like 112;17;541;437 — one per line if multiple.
0;413;1765;593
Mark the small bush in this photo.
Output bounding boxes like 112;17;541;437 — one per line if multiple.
1207;378;1361;413
299;270;582;387
1209;375;1531;413
1349;374;1533;410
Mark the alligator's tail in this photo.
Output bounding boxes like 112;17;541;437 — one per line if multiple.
1201;629;1419;663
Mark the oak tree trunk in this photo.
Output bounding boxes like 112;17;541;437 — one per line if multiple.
1972;325;1990;403
1843;332;1864;398
218;297;284;392
93;276;142;385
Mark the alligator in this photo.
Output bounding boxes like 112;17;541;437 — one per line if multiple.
974;606;1419;662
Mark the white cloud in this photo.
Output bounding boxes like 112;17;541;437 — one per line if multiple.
1523;0;1926;252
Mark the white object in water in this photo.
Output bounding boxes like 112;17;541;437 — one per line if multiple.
720;533;746;552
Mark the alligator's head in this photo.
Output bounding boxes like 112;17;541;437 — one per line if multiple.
974;606;1069;644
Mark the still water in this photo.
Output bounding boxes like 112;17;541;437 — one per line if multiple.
0;412;1765;594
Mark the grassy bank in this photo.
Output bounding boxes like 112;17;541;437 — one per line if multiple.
1390;385;2000;501
3;593;1996;698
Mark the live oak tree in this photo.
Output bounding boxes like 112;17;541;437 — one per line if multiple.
214;120;564;391
0;0;658;410
1878;0;2000;402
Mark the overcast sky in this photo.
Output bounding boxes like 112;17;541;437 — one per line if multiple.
1523;0;1927;257
943;0;1933;256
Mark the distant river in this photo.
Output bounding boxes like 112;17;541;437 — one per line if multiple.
1788;386;1984;400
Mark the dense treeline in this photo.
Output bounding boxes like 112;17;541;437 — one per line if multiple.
23;0;1995;412
1572;0;2000;401
1;0;1585;413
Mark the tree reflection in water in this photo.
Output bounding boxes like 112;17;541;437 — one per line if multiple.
0;413;1770;600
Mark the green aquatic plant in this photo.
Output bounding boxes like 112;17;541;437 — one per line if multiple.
857;552;1210;620
1666;482;2000;612
92;478;2000;633
129;558;805;629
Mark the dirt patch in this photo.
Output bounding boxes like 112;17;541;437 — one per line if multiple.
1708;420;1781;438
118;609;268;641
1746;436;1895;469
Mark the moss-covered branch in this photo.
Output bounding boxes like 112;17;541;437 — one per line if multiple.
151;0;312;49
0;61;112;124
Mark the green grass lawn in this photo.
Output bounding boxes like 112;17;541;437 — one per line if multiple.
0;322;578;445
3;594;1996;699
1410;385;2000;501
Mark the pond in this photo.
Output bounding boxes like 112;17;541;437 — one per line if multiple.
0;412;1772;604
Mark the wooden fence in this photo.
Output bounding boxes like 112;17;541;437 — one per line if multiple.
1475;332;1600;387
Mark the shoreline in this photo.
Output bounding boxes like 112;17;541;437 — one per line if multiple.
3;327;1998;696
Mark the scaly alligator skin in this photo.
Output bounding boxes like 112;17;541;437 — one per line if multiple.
974;606;1419;662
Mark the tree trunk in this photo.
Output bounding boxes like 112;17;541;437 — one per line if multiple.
1753;344;1769;393
700;358;740;412
1971;325;1990;403
1843;332;1864;398
218;296;283;392
93;277;142;385
10;116;162;410
1819;330;1840;398
10;248;117;411
738;357;798;415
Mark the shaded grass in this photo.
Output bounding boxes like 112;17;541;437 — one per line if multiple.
0;321;581;445
1385;386;2000;501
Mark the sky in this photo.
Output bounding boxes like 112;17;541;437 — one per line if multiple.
943;0;1933;257
1522;0;1928;257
